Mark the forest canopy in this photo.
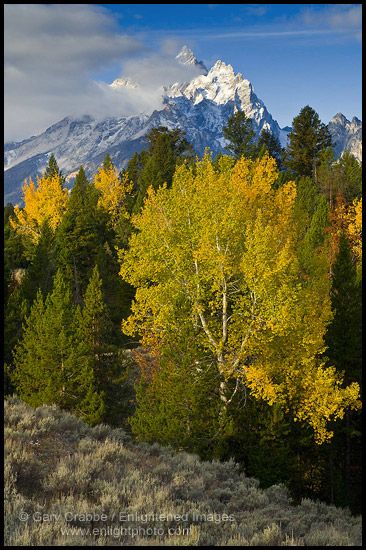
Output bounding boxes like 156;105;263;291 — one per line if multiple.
4;115;363;513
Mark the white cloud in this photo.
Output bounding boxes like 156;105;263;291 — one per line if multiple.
4;4;198;143
301;4;362;36
4;4;145;72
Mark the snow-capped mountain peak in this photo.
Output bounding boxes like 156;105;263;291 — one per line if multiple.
168;59;248;105
176;45;208;74
110;76;138;90
328;113;362;160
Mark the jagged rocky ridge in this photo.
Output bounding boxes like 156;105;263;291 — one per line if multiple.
4;47;362;205
327;113;362;161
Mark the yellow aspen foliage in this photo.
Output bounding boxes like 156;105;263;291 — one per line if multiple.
291;364;362;444
328;192;362;267
93;163;133;228
10;173;68;242
346;197;362;264
119;152;361;444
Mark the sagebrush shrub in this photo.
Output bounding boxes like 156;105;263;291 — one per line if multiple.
4;397;362;546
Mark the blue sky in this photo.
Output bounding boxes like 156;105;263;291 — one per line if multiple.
4;4;362;142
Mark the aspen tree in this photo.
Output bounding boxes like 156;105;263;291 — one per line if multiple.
119;152;361;443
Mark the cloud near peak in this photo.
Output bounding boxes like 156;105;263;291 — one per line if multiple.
5;4;197;142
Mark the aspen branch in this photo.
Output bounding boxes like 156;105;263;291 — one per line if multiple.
193;259;219;351
222;279;228;347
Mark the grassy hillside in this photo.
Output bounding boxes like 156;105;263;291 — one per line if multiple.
4;396;362;546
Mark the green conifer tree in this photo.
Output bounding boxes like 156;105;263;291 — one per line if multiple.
305;195;330;249
4;203;27;272
257;128;284;169
132;127;194;214
73;265;126;425
130;320;221;457
20;218;56;305
45;153;66;185
323;231;362;511
222;110;257;160
4;286;28;395
102;153;113;172
325;231;361;384
297;195;330;275
56;166;109;304
11;290;46;406
12;270;76;409
316;147;336;204
294;177;320;223
333;151;362;204
284;105;333;180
